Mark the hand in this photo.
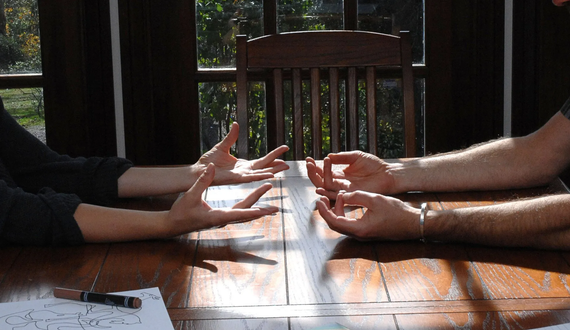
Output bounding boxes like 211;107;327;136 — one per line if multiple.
315;191;420;241
197;122;290;186
165;163;279;235
306;151;396;200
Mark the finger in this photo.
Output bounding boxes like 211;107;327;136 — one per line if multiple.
216;122;239;152
327;151;361;165
341;190;376;207
187;163;215;198
315;187;339;200
251;145;289;169
247;161;290;175
209;208;277;227
334;192;346;217
307;162;324;188
306;157;324;177
319;196;331;209
233;182;274;209
316;200;354;236
323;157;333;189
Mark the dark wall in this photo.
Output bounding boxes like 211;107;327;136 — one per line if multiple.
39;0;117;158
425;1;505;154
511;0;570;137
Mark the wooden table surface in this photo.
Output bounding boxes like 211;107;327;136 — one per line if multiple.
3;161;570;329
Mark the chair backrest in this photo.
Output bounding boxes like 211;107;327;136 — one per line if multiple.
236;30;416;160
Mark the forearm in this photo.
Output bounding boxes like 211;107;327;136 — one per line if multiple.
390;137;556;193
74;204;171;242
390;112;570;193
424;194;570;250
118;166;200;198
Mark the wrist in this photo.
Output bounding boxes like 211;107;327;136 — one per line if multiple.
386;158;425;193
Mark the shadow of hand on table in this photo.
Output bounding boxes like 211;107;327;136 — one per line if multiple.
328;237;570;275
189;235;279;273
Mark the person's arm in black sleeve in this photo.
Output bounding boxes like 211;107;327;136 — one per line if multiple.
0;181;84;246
0;97;132;205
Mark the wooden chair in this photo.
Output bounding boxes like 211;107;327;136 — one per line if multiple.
236;30;416;160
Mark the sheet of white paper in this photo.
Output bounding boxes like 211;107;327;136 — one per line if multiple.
533;323;570;330
0;287;174;330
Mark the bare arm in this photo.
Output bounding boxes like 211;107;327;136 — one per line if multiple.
424;194;570;250
392;112;570;193
317;191;570;250
308;111;570;197
118;122;289;198
77;164;277;243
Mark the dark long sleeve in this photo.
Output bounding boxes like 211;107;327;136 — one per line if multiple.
0;97;133;246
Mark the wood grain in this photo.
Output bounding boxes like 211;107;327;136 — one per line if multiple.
188;180;286;307
281;176;386;304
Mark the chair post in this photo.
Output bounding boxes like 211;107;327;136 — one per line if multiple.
346;67;358;151
236;35;249;159
366;66;377;155
329;68;341;153
400;31;417;157
310;68;322;159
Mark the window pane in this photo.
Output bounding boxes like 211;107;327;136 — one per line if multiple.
358;0;425;64
2;88;45;142
199;81;267;158
196;0;263;69
0;0;42;73
278;0;343;32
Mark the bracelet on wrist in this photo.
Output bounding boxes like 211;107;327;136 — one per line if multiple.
419;203;428;242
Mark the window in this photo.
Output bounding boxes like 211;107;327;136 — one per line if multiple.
0;0;43;141
196;1;425;159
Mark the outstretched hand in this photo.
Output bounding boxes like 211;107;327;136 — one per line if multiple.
165;163;279;235
306;151;396;200
316;191;420;241
197;122;290;186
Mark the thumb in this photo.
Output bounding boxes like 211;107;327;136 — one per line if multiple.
187;163;215;197
217;122;239;152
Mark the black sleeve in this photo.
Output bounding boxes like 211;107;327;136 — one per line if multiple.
561;97;570;119
0;181;84;246
0;97;133;205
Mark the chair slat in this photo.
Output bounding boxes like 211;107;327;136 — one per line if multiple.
311;68;322;159
329;68;341;154
366;66;377;156
236;35;248;159
400;32;417;157
292;68;304;160
347;67;358;151
273;69;285;148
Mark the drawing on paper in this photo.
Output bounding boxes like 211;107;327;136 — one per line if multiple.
0;291;161;330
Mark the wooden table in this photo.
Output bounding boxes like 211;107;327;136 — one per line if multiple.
3;161;570;329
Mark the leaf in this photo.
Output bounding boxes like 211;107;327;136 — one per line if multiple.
216;4;223;12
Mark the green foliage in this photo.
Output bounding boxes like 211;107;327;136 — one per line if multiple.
197;0;422;159
2;88;44;127
1;0;41;73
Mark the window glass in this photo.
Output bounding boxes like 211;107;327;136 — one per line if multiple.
199;81;267;158
196;0;263;69
0;0;41;73
277;0;343;32
358;0;425;64
2;88;45;142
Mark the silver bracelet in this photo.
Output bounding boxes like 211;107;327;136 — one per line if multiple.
419;203;428;242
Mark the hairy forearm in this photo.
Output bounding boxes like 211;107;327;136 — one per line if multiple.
390;113;570;193
424;194;570;250
117;166;199;198
390;137;557;193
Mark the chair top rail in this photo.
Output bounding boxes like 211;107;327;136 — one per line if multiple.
243;30;405;69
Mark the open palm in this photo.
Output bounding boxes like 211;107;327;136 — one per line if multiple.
197;122;289;186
